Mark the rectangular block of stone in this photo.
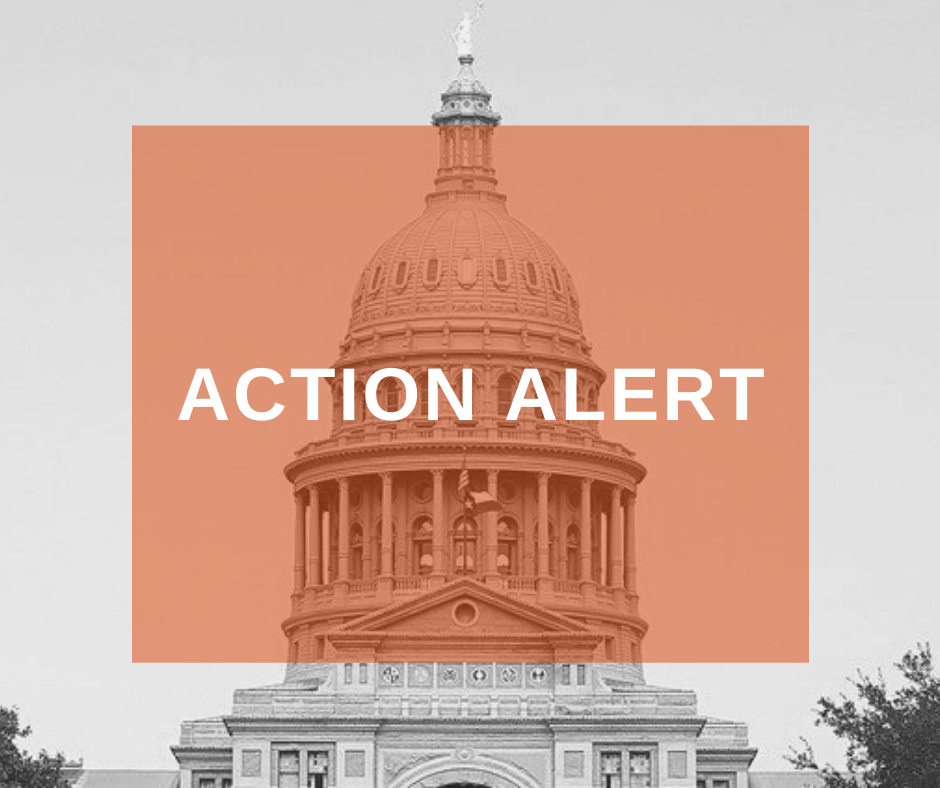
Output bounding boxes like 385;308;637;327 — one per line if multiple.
344;750;365;778
241;750;261;778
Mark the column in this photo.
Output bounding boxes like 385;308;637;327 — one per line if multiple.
337;477;350;581
580;478;593;584
432;470;445;576
537;473;550;577
306;484;321;588
484;470;499;580
610;485;625;589
293;490;307;592
625;491;638;597
322;508;331;582
380;472;393;577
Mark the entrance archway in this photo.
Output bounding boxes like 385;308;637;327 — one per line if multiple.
397;764;537;788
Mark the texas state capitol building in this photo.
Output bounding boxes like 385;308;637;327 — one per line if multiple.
172;44;758;788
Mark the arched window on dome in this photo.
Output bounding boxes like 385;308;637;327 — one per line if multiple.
350;524;364;580
412;516;433;575
550;266;563;297
453;516;478;575
394;260;409;288
497;373;517;419
424;258;441;288
587;386;599;412
525;260;539;289
370;264;383;292
496;517;519;575
493;257;510;287
566;524;581;581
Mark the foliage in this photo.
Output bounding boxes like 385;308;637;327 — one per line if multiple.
0;707;65;788
788;644;940;787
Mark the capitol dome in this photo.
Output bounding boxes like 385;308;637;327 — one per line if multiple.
349;188;583;334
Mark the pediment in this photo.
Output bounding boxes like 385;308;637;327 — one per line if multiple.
334;578;590;637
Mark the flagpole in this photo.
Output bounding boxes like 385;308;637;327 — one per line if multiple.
460;446;470;575
461;447;468;576
462;496;469;576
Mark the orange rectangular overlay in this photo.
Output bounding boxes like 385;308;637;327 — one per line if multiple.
133;126;808;663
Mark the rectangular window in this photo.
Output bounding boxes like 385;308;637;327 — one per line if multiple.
560;664;571;685
198;779;214;788
628;752;651;788
221;780;232;788
577;663;587;685
600;752;622;788
344;663;353;683
308;751;329;788
714;781;731;788
359;663;368;683
278;751;300;788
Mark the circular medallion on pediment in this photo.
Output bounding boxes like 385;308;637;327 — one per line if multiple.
452;601;479;627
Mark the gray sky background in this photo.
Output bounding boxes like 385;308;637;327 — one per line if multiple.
1;0;939;773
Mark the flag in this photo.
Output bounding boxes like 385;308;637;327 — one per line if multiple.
466;489;503;515
457;451;503;514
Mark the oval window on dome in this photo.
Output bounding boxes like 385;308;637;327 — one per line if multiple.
494;257;509;287
457;255;477;287
370;264;383;292
550;266;563;294
395;260;409;288
424;258;441;288
525;261;539;289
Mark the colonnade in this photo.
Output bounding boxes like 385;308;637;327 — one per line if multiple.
292;471;638;596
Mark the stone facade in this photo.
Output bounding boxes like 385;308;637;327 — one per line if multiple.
173;51;759;788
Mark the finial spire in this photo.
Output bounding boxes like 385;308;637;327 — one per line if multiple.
428;4;502;200
432;3;500;128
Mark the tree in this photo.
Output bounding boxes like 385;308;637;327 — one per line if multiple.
788;643;940;787
0;706;66;788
